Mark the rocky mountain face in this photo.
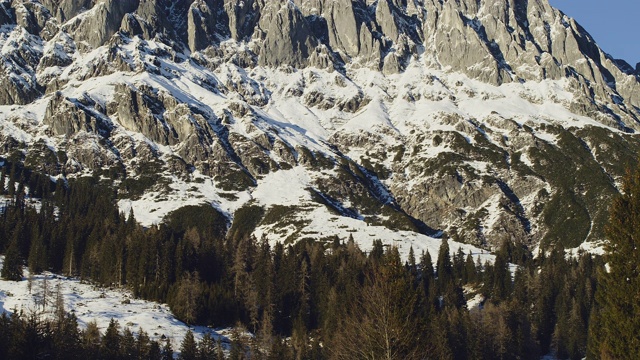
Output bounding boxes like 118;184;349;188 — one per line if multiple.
1;0;640;252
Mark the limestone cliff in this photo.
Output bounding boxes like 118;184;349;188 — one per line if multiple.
0;0;638;251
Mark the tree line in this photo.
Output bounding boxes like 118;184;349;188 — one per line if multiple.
0;159;638;359
0;307;233;360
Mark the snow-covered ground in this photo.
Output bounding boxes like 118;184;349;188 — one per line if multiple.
0;256;229;350
118;163;496;264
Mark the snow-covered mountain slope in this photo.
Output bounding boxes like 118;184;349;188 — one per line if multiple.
1;0;640;252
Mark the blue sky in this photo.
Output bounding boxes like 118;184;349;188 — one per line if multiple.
549;0;640;66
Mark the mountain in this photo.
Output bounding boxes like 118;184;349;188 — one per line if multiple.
1;0;639;253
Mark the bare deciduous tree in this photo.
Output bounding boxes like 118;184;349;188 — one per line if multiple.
330;248;424;360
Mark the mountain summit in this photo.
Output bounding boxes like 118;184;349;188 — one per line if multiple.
1;0;639;252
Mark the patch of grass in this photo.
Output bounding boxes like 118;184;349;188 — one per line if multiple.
166;204;228;239
214;168;255;192
379;205;420;232
119;176;157;200
261;205;299;225
218;192;239;201
228;204;265;242
541;191;591;248
529;127;619;248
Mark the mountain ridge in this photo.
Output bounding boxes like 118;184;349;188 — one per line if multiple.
1;0;639;252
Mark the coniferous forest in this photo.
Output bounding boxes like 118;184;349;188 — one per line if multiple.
0;161;639;359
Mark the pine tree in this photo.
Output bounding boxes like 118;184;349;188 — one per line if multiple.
148;340;162;360
197;333;217;360
0;164;6;195
407;246;418;283
2;238;23;281
0;313;10;360
592;168;640;359
464;252;477;284
453;247;465;282
7;163;16;197
121;327;136;360
566;299;587;360
229;326;247;360
369;239;384;263
512;266;529;307
136;329;152;360
215;339;225;360
28;232;47;274
492;242;513;302
52;299;82;360
83;320;101;358
170;272;202;324
101;319;122;360
420;250;434;285
179;330;197;360
63;233;77;277
436;238;453;285
161;338;174;360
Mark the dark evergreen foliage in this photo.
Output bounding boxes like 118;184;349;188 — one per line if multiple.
2;238;23;281
589;168;640;359
0;165;627;359
179;330;198;360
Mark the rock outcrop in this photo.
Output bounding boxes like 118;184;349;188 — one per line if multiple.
40;0;93;23
44;92;112;137
187;0;219;52
257;1;317;68
325;0;360;58
64;0;140;49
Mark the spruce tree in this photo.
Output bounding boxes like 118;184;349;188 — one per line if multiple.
101;319;122;360
593;168;640;359
121;327;136;359
161;338;174;360
7;163;15;197
215;339;225;360
83;320;101;358
436;238;453;285
136;329;152;359
407;246;418;288
229;326;247;360
179;330;197;360
27;233;47;274
2;238;23;281
197;333;217;360
453;247;465;281
148;340;162;360
492;242;512;302
464;252;476;284
0;165;6;195
420;250;434;283
0;313;9;360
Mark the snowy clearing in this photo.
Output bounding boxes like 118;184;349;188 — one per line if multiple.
0;256;230;350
